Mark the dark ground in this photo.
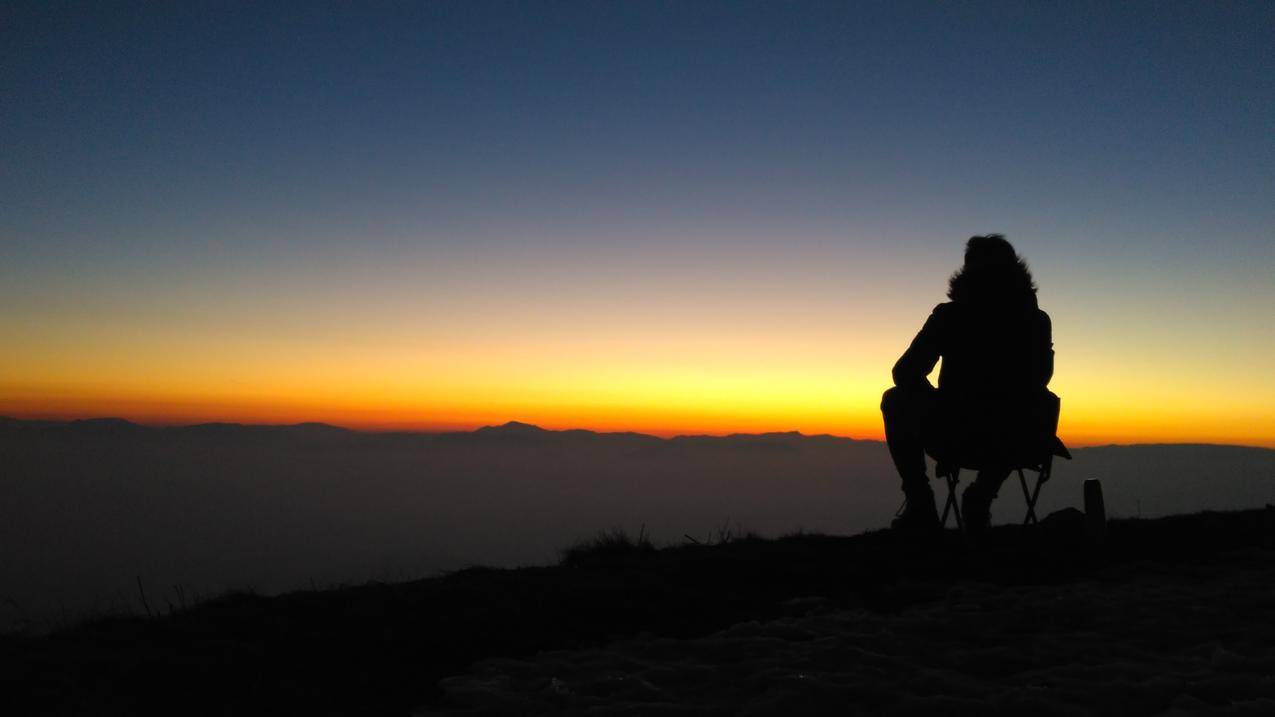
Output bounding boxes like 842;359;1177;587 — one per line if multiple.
4;508;1274;716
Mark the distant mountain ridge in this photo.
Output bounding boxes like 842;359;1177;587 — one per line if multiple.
0;416;864;445
3;416;1272;453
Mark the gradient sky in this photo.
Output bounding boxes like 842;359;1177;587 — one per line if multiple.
2;1;1273;446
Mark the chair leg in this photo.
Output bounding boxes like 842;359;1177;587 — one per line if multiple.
1029;462;1051;523
940;469;962;530
1019;468;1042;525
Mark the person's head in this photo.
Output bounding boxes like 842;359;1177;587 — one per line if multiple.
947;234;1037;306
963;234;1019;268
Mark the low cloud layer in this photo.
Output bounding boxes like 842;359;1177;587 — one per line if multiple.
2;418;1272;628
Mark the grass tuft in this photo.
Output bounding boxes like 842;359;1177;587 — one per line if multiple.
560;526;656;567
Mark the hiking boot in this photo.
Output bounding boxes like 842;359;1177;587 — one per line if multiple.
892;484;940;535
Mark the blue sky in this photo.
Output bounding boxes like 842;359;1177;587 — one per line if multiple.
2;1;1273;442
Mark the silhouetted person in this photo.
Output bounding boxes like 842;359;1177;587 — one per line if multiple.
882;235;1056;535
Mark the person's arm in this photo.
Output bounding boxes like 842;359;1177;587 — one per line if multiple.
892;305;945;388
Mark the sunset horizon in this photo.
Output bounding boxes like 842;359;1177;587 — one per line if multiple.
6;4;1275;712
3;404;1272;449
6;4;1273;454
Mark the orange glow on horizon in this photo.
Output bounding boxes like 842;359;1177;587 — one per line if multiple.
3;381;1272;449
4;258;1273;450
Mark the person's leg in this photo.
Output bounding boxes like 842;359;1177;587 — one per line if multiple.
882;386;929;483
962;467;1011;535
881;385;940;529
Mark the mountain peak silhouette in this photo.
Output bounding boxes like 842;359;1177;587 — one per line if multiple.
475;421;551;436
70;417;142;433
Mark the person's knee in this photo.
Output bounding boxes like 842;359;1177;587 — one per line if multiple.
881;386;901;414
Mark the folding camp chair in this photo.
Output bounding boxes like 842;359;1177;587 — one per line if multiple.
933;438;1071;530
926;390;1071;531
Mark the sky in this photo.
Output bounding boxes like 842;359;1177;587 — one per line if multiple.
2;1;1273;446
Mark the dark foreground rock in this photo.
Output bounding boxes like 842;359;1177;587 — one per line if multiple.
3;508;1274;716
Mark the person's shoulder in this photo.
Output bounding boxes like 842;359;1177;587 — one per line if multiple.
922;301;952;322
923;302;959;332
